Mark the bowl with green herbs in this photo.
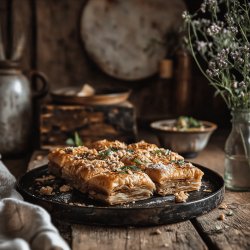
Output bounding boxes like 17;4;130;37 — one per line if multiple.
150;116;217;158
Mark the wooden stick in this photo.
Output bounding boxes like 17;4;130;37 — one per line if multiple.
11;33;25;61
0;24;6;60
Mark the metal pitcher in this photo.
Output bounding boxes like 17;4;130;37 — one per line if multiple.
0;60;48;156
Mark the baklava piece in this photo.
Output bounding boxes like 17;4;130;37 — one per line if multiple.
144;161;203;196
88;170;155;205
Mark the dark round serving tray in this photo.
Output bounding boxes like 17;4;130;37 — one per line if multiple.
17;164;224;226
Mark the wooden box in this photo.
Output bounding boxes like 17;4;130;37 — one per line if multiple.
40;102;137;148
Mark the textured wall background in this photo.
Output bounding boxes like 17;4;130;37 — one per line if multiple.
0;0;230;130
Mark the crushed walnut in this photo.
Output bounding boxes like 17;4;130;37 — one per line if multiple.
39;186;54;195
151;229;162;235
203;189;212;192
218;214;225;221
35;175;55;182
174;191;189;203
36;155;44;161
59;184;72;193
218;203;228;209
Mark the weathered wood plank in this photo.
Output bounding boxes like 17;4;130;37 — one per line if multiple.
193;191;250;250
72;223;207;250
27;132;250;250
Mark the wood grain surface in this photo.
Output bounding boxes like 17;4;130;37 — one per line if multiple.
193;191;250;250
72;223;207;250
22;132;250;250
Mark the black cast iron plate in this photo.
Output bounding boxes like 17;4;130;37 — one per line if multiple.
17;164;224;226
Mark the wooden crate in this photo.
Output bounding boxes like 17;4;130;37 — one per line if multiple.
40;102;137;148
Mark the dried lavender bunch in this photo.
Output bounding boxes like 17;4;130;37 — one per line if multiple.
183;0;250;110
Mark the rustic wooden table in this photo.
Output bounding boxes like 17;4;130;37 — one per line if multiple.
4;132;250;250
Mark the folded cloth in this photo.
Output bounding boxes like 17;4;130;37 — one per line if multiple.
0;156;70;250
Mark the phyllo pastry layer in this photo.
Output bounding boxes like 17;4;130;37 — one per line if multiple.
48;140;204;205
88;171;155;205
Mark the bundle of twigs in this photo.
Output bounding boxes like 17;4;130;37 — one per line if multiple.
0;23;25;61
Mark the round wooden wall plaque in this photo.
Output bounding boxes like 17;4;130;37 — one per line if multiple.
80;0;186;81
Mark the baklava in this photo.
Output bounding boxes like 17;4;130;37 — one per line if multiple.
48;140;204;205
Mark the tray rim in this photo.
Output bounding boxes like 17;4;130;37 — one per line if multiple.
17;163;224;211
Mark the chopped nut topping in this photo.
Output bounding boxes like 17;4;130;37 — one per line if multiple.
64;147;73;153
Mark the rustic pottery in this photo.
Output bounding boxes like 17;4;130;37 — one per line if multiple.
150;119;217;158
224;109;250;191
0;60;48;156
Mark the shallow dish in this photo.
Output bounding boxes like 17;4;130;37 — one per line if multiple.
150;119;217;158
51;87;131;105
17;164;224;226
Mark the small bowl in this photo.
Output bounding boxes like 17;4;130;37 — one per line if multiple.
150;119;217;158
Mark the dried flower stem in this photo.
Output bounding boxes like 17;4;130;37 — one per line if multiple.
183;0;250;110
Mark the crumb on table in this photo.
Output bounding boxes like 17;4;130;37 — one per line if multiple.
218;214;225;221
218;203;228;209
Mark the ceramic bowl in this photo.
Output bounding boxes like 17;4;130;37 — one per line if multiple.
150;119;217;158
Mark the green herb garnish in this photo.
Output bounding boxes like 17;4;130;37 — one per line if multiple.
165;149;171;155
66;132;84;147
98;147;118;159
153;149;171;156
118;165;140;174
126;149;134;153
171;159;185;166
175;116;203;130
98;148;112;159
133;158;144;165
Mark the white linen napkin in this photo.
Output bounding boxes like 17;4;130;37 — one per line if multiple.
0;157;70;250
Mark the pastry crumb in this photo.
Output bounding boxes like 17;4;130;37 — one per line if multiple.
226;210;234;216
203;189;212;192
59;184;72;192
36;155;44;161
39;186;53;195
35;175;55;182
151;229;162;235
218;214;225;221
174;191;189;203
218;203;228;209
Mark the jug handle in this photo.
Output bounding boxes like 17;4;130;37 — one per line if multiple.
29;70;49;99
